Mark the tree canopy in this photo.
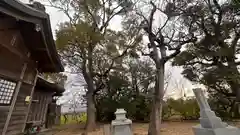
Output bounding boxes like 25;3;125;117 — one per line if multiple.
172;0;240;117
50;0;142;130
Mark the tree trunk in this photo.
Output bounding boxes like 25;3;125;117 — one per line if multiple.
83;44;96;131
148;63;165;135
63;114;68;124
86;90;96;131
148;100;162;135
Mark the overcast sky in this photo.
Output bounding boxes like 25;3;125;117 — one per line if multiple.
19;0;198;103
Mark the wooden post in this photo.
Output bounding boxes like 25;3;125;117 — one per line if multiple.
43;96;52;128
2;58;29;135
42;95;50;126
21;70;38;132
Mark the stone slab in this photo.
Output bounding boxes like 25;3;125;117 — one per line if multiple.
111;109;132;135
193;88;226;129
193;125;240;135
192;88;240;135
112;124;132;135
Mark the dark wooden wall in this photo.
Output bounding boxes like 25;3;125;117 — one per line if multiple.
5;64;36;135
46;102;57;128
0;21;37;135
55;105;61;125
0;37;23;135
0;106;10;134
0;17;61;135
27;90;53;128
6;84;33;135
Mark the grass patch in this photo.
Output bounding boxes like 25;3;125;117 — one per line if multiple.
60;113;87;125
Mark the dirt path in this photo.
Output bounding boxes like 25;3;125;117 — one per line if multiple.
49;121;240;135
49;122;196;135
132;122;197;135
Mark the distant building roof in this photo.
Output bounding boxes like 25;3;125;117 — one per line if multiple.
36;76;65;96
0;0;64;72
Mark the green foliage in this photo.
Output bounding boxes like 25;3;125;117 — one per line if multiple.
80;113;87;122
53;2;142;130
173;98;200;120
208;93;240;120
95;59;200;122
54;1;143;89
172;0;240;111
163;98;200;120
55;22;103;50
96;91;152;122
95;59;154;122
232;0;240;7
96;91;201;122
60;113;87;125
52;0;142;75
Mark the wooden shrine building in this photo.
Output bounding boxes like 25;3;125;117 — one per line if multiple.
27;76;64;129
0;0;65;135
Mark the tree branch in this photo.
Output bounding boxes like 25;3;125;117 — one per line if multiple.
136;12;149;26
212;0;222;24
157;17;169;34
47;0;74;26
101;0;107;29
93;44;137;95
163;48;181;63
99;3;123;32
163;38;196;62
83;0;99;30
149;1;157;32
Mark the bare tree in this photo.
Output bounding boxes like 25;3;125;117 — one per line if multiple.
133;1;196;135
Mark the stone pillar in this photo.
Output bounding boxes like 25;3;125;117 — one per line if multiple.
111;109;132;135
192;88;240;135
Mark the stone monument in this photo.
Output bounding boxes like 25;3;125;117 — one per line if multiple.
111;108;132;135
192;88;240;135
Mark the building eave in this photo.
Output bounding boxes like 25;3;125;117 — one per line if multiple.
0;0;64;72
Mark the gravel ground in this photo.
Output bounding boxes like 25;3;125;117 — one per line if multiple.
48;121;240;135
132;122;197;135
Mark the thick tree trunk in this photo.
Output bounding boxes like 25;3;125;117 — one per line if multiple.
63;114;68;124
148;100;162;135
86;90;96;131
148;63;165;135
84;68;96;131
83;44;96;131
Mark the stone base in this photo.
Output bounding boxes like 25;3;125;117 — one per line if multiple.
111;119;132;126
111;124;132;135
199;110;227;128
193;124;240;135
199;117;227;128
111;119;132;135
